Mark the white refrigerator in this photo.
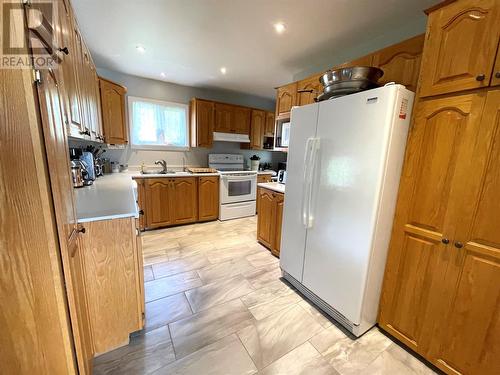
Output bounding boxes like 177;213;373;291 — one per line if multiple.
280;84;414;337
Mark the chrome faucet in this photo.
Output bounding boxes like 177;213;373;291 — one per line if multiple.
155;159;168;173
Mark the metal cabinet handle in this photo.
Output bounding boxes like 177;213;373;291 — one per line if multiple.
58;47;69;55
495;72;500;79
139;209;144;215
77;226;86;234
476;74;486;81
454;242;464;249
442;238;449;244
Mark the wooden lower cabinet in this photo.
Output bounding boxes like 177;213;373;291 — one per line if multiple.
379;89;500;375
171;177;198;225
145;178;173;229
257;187;284;257
79;217;144;355
198;176;219;221
139;176;219;230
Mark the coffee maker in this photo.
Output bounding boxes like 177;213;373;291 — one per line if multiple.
69;148;94;187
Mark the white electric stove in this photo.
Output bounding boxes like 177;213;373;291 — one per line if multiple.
208;154;257;220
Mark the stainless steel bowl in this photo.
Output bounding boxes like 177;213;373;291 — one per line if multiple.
319;66;384;88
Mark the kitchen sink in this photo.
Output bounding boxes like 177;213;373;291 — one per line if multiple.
140;170;190;175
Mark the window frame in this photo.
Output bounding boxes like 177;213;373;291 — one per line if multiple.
128;96;190;151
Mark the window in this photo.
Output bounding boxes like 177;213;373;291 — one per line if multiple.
128;96;189;150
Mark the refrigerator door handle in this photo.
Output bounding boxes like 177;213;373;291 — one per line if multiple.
302;137;314;227
305;138;320;228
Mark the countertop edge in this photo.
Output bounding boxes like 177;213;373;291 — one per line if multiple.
257;182;285;194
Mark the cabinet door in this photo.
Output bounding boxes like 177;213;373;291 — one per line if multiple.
257;188;275;248
73;25;90;136
271;193;284;257
198;176;219;221
335;54;374;69
419;0;500;97
99;78;128;144
379;93;487;355
276;82;297;117
36;68;93;374
250;109;265;149
297;75;322;106
68;235;94;375
191;99;214;147
372;34;424;92
134;221;145;330
145;179;173;228
427;90;500;375
214;103;233;132
491;41;500;86
171;178;198;225
57;0;84;138
265;112;275;136
136;178;146;230
233;106;251;134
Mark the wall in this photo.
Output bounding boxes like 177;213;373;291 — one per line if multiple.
292;17;427;81
77;68;285;169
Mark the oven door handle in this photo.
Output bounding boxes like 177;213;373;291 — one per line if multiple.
221;175;257;181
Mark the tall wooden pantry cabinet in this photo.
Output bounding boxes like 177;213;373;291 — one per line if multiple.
379;1;500;374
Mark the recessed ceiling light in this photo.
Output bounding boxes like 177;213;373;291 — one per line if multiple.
220;67;227;74
274;22;286;34
160;72;166;78
136;45;146;53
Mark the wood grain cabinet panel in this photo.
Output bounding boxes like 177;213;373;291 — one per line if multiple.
379;92;487;356
426;89;500;375
490;41;500;86
372;34;425;92
145;178;173;229
297;74;322;106
257;188;284;256
190;98;214;147
79;218;143;355
264;111;275;136
198;176;219;221
233;106;251;134
257;188;275;248
171;177;198;225
272;193;284;257
419;0;500;97
214;103;233;132
249;109;266;149
276;82;297;117
99;77;128;144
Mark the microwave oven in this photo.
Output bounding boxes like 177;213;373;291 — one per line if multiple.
275;119;291;150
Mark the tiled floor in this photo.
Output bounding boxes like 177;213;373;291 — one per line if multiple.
93;216;437;375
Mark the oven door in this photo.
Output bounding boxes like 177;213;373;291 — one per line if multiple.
220;174;257;204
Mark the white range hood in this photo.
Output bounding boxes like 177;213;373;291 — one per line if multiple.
213;132;250;143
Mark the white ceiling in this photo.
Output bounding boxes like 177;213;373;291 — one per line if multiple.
72;0;438;99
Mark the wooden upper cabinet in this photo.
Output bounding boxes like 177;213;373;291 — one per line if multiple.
379;92;488;356
426;89;500;375
214;103;233;132
297;74;322;106
264;111;275;136
335;54;374;69
372;34;425;92
171;177;198;225
233;106;251;134
491;41;500;86
198;176;219;221
99;77;128;144
249;109;266;149
190;98;214;148
145;178;173;229
419;0;500;97
275;82;297;117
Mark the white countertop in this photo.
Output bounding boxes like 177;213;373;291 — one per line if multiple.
258;182;285;194
75;173;139;223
